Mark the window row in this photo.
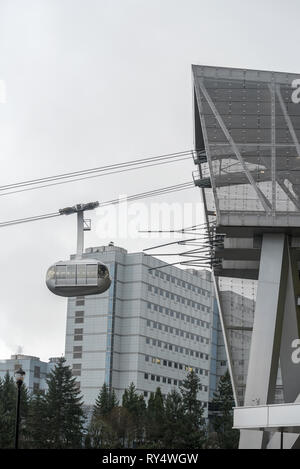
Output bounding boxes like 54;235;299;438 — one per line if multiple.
147;302;210;329
144;373;208;401
145;354;209;377
149;270;210;297
146;320;210;345
147;285;210;313
145;337;209;360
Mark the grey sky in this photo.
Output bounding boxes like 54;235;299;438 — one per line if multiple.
0;0;299;361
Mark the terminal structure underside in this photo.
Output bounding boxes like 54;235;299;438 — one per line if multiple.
193;65;300;449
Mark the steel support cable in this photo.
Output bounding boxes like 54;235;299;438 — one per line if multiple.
0;157;192;197
0;150;193;192
139;221;212;233
0;182;195;228
101;182;194;207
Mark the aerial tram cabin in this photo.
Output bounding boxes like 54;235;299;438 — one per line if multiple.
46;202;111;297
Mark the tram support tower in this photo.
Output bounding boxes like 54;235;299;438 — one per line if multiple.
46;201;111;298
192;65;300;449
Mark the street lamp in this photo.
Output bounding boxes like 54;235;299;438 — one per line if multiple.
14;367;25;449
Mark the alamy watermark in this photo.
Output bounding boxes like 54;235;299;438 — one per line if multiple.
291;79;300;104
95;196;204;240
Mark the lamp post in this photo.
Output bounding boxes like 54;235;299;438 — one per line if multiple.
14;367;25;449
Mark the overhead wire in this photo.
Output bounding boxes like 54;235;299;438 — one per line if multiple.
0;181;195;228
0;150;193;197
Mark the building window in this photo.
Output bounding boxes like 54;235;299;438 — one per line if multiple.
76;300;85;306
75;317;84;324
72;364;81;376
144;373;148;380
74;335;83;341
33;382;40;394
34;366;40;378
73;352;82;359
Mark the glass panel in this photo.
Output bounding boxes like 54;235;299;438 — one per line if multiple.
67;264;76;278
56;265;66;279
55;265;66;285
65;264;76;285
76;264;86;285
87;264;98;285
194;66;300;225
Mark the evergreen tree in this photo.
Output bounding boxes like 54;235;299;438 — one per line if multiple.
93;383;118;418
0;373;15;448
162;389;184;448
89;383;119;448
179;371;206;449
45;357;85;448
0;372;29;448
209;370;239;449
26;391;48;448
122;383;146;447
146;387;164;448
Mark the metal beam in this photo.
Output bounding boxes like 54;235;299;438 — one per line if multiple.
212;274;238;406
239;234;288;448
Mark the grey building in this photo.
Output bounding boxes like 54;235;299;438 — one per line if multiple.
0;354;60;393
64;244;214;413
214;283;283;406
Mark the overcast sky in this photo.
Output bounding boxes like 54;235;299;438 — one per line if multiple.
0;0;299;362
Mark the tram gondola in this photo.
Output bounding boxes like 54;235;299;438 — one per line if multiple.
46;201;111;297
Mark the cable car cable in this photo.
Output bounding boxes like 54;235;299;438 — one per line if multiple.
0;150;193;194
0;156;191;198
0;181;195;228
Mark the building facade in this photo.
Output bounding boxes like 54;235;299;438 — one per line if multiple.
0;354;60;393
64;244;214;412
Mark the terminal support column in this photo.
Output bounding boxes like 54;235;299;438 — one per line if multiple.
239;233;288;449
